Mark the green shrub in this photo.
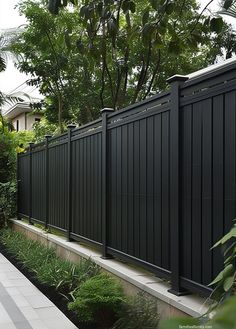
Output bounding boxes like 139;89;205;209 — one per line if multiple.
33;118;58;143
68;273;126;326
112;292;159;329
0;229;160;328
0;127;16;183
0;181;17;223
0;127;17;219
0;122;34;219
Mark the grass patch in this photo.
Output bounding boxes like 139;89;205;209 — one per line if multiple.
0;228;100;297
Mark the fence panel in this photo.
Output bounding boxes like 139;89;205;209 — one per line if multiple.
17;61;236;297
48;141;68;231
31;149;46;224
180;74;236;294
106;98;171;276
18;154;30;217
71;132;102;244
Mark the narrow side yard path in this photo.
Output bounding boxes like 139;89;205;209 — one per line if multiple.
0;253;78;329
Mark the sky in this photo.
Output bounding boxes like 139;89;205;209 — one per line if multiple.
0;0;235;95
0;0;27;94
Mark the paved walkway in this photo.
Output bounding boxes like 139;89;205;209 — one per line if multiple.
0;253;78;329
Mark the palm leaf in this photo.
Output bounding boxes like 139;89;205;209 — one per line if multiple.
0;56;6;72
0;91;31;108
0;27;25;66
219;4;236;19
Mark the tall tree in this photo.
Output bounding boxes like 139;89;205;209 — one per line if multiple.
13;0;231;127
13;1;83;131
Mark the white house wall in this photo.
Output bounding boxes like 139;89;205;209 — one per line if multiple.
12;113;26;131
12;113;42;131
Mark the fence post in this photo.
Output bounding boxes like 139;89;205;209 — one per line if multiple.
101;107;114;259
45;135;52;230
28;142;34;225
16;153;21;220
167;74;189;296
67;124;76;241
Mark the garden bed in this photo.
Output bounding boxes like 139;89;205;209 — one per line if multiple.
0;240;96;329
0;228;160;329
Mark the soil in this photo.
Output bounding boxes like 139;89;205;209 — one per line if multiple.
0;242;101;329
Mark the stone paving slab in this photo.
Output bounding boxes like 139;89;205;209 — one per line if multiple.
0;254;78;329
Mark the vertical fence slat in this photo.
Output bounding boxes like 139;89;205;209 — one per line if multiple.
67;124;76;241
17;153;21;220
167;75;188;296
28;142;34;225
101;108;114;258
45;135;51;229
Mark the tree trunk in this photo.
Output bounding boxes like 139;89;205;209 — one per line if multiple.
58;94;63;133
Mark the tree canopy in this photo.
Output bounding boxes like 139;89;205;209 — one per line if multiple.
12;0;234;129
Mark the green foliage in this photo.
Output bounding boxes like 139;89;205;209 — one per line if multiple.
159;223;236;329
112;292;159;329
159;295;236;329
0;228;100;297
0;181;17;221
13;1;84;130
0;116;34;219
11;130;35;152
36;257;100;296
68;274;125;325
160;317;200;329
33;117;58;143
208;295;236;329
0;228;161;328
0;126;16;183
207;221;236;306
210;17;224;33
13;0;231;129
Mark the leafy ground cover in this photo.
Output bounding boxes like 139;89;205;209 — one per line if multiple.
0;228;159;329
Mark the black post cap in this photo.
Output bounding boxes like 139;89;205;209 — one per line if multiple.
101;107;114;113
166;74;189;84
67;123;76;130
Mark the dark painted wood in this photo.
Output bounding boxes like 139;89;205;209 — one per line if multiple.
17;63;236;298
101;108;114;258
168;75;188;295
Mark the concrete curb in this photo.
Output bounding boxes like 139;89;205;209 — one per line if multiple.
9;219;209;318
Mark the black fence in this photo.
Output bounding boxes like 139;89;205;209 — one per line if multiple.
17;60;236;297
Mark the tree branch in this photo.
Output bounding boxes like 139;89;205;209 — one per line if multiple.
132;41;152;103
143;49;161;99
100;59;105;108
190;0;215;34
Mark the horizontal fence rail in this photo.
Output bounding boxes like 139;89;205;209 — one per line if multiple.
18;62;236;297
